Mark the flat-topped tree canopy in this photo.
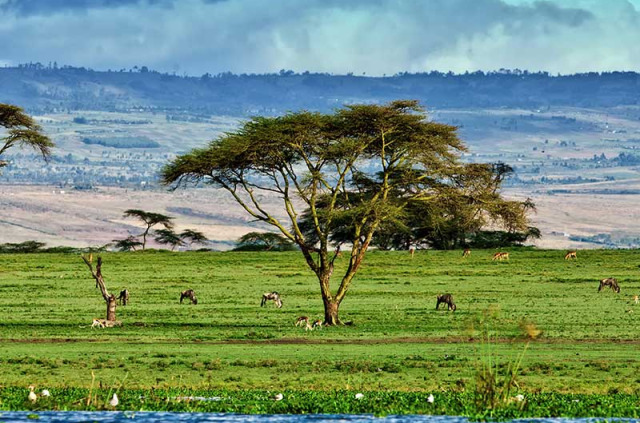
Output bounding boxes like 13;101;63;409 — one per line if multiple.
162;100;532;325
0;103;54;169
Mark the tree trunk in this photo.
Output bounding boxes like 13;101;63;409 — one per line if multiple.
323;299;341;326
106;295;117;321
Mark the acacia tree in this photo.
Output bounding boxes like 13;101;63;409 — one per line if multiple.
154;229;184;250
123;209;174;249
0;103;54;170
162;100;532;325
178;229;208;247
112;235;143;251
154;228;208;250
234;231;296;251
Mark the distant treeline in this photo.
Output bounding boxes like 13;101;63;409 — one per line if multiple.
81;136;160;149
2;64;640;115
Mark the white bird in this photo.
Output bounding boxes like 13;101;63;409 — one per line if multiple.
274;393;284;401
109;393;119;407
427;394;434;404
355;393;364;400
515;394;525;402
41;389;51;397
28;385;37;403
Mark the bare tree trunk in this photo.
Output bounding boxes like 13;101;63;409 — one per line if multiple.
82;255;121;325
106;295;117;321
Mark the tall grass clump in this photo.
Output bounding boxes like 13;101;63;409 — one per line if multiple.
471;307;539;415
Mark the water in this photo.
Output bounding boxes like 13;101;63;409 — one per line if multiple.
0;413;635;423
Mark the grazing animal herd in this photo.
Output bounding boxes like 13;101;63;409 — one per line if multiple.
89;248;637;328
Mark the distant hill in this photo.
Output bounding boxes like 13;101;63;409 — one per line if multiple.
1;64;639;115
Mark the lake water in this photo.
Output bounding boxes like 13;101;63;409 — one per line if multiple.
0;413;635;423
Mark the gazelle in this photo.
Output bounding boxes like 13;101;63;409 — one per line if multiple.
91;318;106;329
633;295;638;304
462;248;471;258
295;316;312;330
564;251;577;260
492;252;509;261
409;246;416;258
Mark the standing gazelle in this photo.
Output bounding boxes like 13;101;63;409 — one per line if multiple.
492;252;509;261
564;251;577;260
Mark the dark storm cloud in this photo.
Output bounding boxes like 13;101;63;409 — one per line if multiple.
0;0;636;75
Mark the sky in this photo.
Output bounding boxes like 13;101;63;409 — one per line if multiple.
0;0;638;76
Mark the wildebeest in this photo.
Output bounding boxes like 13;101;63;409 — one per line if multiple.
598;277;620;293
462;248;471;258
261;292;283;308
564;251;577;260
118;289;129;306
492;252;509;261
180;289;198;304
436;294;456;311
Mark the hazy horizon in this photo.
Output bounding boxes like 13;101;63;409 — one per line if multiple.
1;0;639;76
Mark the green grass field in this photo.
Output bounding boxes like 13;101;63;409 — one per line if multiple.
1;249;639;404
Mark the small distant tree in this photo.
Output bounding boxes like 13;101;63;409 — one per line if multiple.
0;104;54;171
154;229;184;250
234;231;296;251
0;240;46;253
123;209;174;249
179;229;208;247
112;236;143;252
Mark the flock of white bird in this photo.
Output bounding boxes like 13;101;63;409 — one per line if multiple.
27;385;51;403
27;386;444;407
28;385;118;408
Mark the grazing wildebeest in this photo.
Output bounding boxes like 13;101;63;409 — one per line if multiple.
118;289;129;306
462;248;471;258
564;251;577;260
436;294;456;311
598;278;620;293
261;292;283;308
492;252;509;261
180;289;198;304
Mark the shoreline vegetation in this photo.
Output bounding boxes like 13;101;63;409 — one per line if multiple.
1;389;639;420
0;249;639;419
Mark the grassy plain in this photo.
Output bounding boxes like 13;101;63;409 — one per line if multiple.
1;249;640;416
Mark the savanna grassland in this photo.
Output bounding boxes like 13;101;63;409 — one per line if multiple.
1;249;640;417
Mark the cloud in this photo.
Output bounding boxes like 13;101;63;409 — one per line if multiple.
0;0;636;75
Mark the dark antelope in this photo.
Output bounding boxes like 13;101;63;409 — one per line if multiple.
180;289;198;304
118;289;129;306
598;278;620;293
436;294;456;311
